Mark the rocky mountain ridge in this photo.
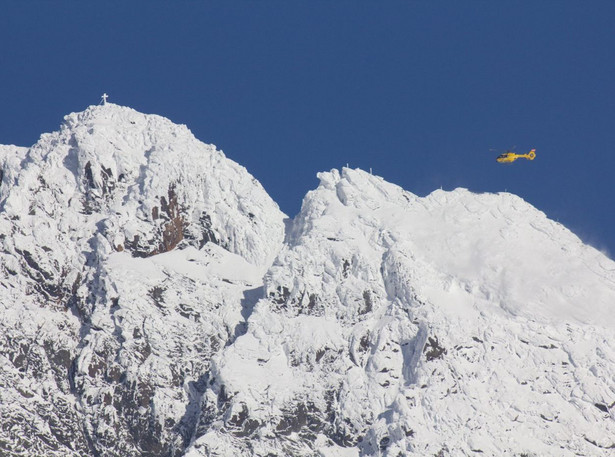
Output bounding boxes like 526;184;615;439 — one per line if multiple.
1;104;614;457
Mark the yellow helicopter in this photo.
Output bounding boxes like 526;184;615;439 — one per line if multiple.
496;148;536;163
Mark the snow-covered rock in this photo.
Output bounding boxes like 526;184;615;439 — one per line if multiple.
1;106;614;457
0;104;285;457
191;168;615;456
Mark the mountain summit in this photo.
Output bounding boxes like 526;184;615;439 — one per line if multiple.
1;105;614;457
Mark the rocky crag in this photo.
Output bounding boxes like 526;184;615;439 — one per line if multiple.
1;105;614;457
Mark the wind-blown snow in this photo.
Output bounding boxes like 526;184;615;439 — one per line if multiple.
1;105;614;457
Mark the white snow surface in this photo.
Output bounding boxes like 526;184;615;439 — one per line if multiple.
194;168;615;456
0;104;286;457
1;105;615;457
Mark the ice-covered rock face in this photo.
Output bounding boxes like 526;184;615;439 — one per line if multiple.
193;168;615;456
2;107;615;457
0;104;285;457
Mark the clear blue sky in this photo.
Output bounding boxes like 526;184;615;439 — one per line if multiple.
2;2;615;256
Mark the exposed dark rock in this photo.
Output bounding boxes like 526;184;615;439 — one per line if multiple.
81;161;99;214
361;290;373;314
148;286;166;309
276;403;307;435
125;185;187;258
584;436;615;449
43;341;72;390
178;303;201;321
217;385;231;409
595;403;609;413
342;259;350;278
424;336;447;362
359;334;370;352
84;161;95;189
17;248;53;282
539;344;557;349
100;165;115;196
270;286;291;306
87;356;106;378
227;403;260;438
197;213;218;247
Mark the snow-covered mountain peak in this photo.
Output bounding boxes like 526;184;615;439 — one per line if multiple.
202;166;615;455
291;167;615;328
2;103;286;266
2;106;615;457
0;103;290;457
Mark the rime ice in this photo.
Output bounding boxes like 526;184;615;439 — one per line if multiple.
1;105;614;457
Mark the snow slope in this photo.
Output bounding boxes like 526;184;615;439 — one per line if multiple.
0;104;285;456
191;168;615;456
1;105;614;457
